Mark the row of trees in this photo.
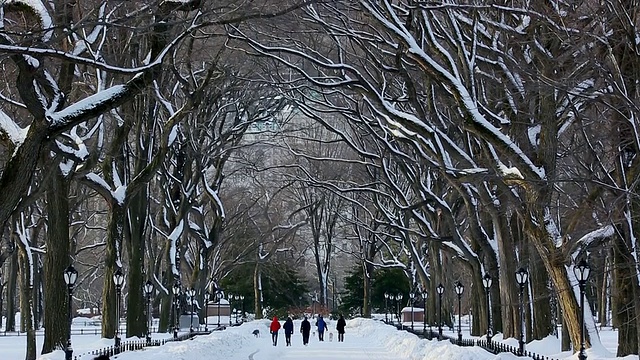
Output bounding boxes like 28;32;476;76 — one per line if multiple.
1;1;639;359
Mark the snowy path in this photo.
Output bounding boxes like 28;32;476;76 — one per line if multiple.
252;333;402;360
28;317;628;360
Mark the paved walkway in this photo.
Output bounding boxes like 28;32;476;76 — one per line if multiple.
251;333;402;360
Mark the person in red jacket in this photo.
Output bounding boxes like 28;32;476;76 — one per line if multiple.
270;316;281;346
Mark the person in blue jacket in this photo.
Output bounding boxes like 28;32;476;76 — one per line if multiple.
283;316;294;346
316;315;327;341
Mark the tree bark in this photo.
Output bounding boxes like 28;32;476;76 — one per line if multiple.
6;251;17;331
101;204;125;339
253;263;263;319
125;189;147;337
611;230;638;356
17;233;36;360
42;169;70;354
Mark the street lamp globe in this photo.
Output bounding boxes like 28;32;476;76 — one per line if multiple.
482;273;492;289
113;268;125;288
454;281;464;295
172;283;181;295
396;293;402;301
144;281;154;295
436;283;444;295
573;259;591;282
64;266;78;287
515;267;529;286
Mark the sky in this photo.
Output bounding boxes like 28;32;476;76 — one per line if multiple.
1;315;638;360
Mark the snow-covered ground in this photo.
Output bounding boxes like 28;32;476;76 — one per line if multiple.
1;315;637;360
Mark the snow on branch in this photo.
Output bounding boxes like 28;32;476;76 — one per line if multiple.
2;0;53;42
0;109;28;154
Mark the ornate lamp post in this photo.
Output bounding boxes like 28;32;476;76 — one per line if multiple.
515;268;529;355
233;295;240;324
384;292;390;323
421;290;427;334
573;259;591;360
239;295;245;322
395;293;403;326
187;288;196;332
454;281;464;343
172;283;180;339
482;273;493;342
436;283;444;339
204;291;210;331
144;281;154;344
63;265;78;360
409;291;415;331
216;289;223;327
228;293;233;326
113;268;125;349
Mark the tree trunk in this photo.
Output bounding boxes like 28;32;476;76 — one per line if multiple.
157;241;172;333
125;189;147;337
494;212;518;338
42;170;70;354
530;251;553;340
611;230;638;356
6;251;17;331
101;203;125;339
17;235;36;360
362;259;374;318
547;259;589;350
254;263;263;319
561;312;571;351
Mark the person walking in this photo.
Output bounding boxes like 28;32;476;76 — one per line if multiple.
300;316;311;345
336;314;346;342
283;316;294;346
316;315;327;341
270;316;281;346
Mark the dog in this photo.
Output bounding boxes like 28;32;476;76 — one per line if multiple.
252;329;261;338
329;332;334;342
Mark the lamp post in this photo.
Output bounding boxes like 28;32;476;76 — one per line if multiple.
233;295;239;324
239;295;245;322
409;291;415;331
144;281;154;345
63;265;78;360
482;273;493;342
573;259;591;360
204;291;210;331
216;289;223;327
172;283;180;339
187;288;196;332
515;268;529;355
228;293;233;326
113;268;125;349
384;292;389;323
436;283;444;339
395;293;403;326
454;281;464;343
421;291;427;334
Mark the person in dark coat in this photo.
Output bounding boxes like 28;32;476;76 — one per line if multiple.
283;317;294;346
336;314;346;342
300;316;311;345
316;315;327;341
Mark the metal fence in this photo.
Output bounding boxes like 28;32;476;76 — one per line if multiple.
403;327;558;360
72;330;217;360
